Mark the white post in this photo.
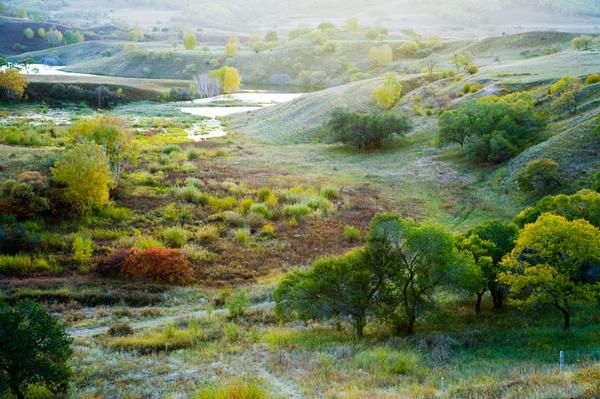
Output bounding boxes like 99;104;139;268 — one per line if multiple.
441;376;446;394
560;350;564;371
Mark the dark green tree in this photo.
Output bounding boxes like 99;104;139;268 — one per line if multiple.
0;300;72;399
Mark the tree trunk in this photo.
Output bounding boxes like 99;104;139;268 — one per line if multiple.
491;288;503;309
475;292;484;314
406;314;416;335
561;308;570;330
354;317;365;338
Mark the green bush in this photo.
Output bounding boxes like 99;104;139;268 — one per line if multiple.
234;229;250;246
305;197;334;214
343;225;361;242
161;144;181;154
173;185;209;205
284;204;312;220
354;347;421;375
162;227;189;248
186;148;201;160
225;290;250;318
72;235;93;272
516;158;561;196
249;203;272;219
320;185;339;200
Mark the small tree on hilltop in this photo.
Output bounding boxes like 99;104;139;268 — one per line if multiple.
0;300;73;399
0;68;28;99
499;214;600;330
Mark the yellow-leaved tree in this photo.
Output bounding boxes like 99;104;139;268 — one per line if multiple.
209;66;241;94
499;213;600;330
52;142;114;214
68;115;135;181
0;68;28;99
372;72;402;110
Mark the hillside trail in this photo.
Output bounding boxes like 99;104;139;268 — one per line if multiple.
255;347;305;399
68;301;274;338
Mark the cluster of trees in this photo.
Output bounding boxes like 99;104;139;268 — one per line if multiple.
570;35;595;51
396;33;443;59
517;158;561;197
275;188;600;336
25;27;84;45
449;53;478;74
438;92;543;164
328;108;412;150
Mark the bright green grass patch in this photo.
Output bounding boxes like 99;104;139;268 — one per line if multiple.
193;382;270;399
105;324;200;354
0;255;59;275
354;347;422;375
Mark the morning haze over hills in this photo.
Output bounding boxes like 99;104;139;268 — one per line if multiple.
0;0;599;398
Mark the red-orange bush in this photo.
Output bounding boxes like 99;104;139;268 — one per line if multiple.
122;247;193;284
95;248;132;277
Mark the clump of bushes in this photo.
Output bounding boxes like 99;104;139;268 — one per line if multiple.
320;185;339;200
585;74;600;85
516;158;561;196
0;255;57;275
233;229;250;246
121;247;193;284
284;204;312;220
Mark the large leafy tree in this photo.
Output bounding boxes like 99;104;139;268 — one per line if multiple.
51;142;114;214
328;109;412;150
367;213;458;335
274;249;384;337
457;221;519;312
0;300;72;399
499;214;600;330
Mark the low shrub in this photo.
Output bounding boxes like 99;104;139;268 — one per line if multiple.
225;290;250;318
320;185;339;200
354;347;421;375
162;227;189;248
305;196;334;214
95;248;132;277
239;198;255;215
343;225;361;242
193;382;269;399
187;148;202;160
106;326;196;353
249;203;272;219
585;74;600;85
173;185;209;205
108;322;134;337
234;229;250;246
72;234;93;272
209;196;237;212
121;247;193;284
516;158;561;196
575;364;600;398
181;244;213;263
161;144;181;154
284;204;312;220
196;225;220;243
260;223;276;238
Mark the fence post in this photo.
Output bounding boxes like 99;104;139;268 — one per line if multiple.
441;376;446;395
560;350;564;371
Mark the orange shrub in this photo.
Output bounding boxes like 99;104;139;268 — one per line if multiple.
122;247;193;284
